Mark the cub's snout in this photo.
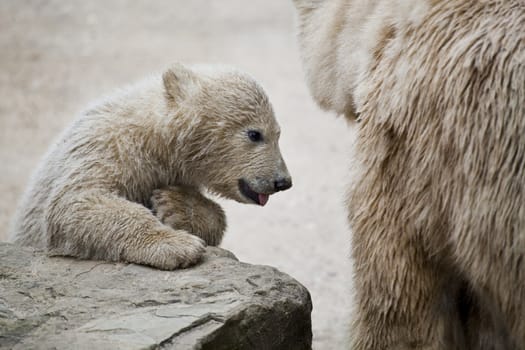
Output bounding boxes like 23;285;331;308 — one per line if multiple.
238;172;292;207
274;177;292;192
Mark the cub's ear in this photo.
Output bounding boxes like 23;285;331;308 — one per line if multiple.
163;63;199;102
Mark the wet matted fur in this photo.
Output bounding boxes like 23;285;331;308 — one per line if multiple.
293;0;525;348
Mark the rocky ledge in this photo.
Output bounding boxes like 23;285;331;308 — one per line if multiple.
0;243;312;350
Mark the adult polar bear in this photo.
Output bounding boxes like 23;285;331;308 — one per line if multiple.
293;0;525;349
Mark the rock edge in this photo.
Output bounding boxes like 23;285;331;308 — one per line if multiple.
0;243;312;350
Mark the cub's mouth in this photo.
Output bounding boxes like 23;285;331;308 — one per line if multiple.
238;179;270;206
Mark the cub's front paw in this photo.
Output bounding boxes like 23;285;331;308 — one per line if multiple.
151;186;226;246
126;228;206;270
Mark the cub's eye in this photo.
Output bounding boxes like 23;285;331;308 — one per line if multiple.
247;130;263;142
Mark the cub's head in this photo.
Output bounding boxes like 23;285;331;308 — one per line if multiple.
163;64;292;206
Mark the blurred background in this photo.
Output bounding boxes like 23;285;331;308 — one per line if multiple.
0;1;355;348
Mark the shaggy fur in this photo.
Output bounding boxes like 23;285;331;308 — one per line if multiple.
293;0;525;349
10;63;291;270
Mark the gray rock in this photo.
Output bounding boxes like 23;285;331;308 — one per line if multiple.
0;243;312;350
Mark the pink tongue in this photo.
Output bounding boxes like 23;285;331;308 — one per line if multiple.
258;194;269;206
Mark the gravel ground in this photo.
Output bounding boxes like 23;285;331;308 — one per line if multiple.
0;1;355;348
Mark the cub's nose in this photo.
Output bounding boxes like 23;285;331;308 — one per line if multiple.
274;177;292;192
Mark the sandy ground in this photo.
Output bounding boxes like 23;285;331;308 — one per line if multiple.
0;1;355;348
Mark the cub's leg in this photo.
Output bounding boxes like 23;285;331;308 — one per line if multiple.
45;189;205;270
151;186;226;246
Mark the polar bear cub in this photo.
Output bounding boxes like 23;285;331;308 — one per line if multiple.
10;63;292;270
